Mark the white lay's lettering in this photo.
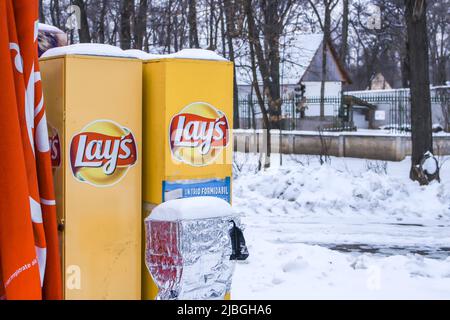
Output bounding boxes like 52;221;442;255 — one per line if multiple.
173;115;225;154
119;138;133;159
74;134;132;175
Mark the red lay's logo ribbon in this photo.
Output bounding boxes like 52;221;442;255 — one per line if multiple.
169;102;230;166
48;125;61;168
69;120;137;186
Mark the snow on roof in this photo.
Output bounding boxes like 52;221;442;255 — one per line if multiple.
235;33;324;86
146;197;233;221
38;23;64;34
280;33;324;84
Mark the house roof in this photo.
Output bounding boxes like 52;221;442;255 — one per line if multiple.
280;33;324;84
235;33;351;86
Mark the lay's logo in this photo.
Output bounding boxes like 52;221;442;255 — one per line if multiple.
169;102;229;166
48;125;61;168
69;120;137;186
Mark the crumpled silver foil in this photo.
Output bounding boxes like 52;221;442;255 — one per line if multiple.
145;216;234;300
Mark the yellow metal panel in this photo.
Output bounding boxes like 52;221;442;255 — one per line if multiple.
40;56;66;292
142;59;233;205
142;61;166;205
164;60;233;181
142;58;234;300
41;55;142;300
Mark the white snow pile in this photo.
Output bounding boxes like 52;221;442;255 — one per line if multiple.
232;240;450;299
231;153;450;299
233;155;450;223
148;196;233;221
41;43;228;62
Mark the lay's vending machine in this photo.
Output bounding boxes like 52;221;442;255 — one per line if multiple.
142;55;233;299
40;52;142;299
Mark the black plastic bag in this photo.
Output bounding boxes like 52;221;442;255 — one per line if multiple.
229;220;249;261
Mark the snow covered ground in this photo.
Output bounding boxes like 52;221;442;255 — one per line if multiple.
230;153;450;299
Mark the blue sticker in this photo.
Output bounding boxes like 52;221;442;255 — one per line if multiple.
163;177;231;203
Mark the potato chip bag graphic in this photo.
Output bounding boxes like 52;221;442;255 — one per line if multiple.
169;102;229;166
70;120;137;186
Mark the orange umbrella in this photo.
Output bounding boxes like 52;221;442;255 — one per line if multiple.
0;0;61;300
0;0;42;300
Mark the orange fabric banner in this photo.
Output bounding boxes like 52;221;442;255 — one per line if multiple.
0;0;61;300
0;0;42;300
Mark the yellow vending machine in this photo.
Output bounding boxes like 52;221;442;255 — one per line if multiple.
142;56;234;299
40;53;142;299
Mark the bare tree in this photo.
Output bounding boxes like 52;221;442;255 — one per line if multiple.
223;0;243;129
188;0;200;47
119;0;134;49
134;0;149;49
340;0;349;67
39;0;46;23
244;0;295;168
308;0;339;119
73;0;91;43
405;0;436;184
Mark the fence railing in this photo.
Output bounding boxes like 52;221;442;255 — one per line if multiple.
237;96;343;131
236;87;450;133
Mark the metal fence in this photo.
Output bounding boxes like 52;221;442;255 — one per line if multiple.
236;87;450;133
237;96;343;131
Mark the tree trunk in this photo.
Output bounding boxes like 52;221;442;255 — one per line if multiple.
405;0;434;183
134;0;148;50
320;4;331;120
39;0;45;23
50;0;61;30
98;0;107;44
119;0;134;49
437;27;447;85
208;0;215;49
166;0;173;53
223;0;240;129
401;41;410;87
340;0;349;67
262;0;282;119
188;0;200;48
73;0;91;43
244;0;271;168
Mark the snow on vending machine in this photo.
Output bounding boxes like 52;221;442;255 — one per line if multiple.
142;54;234;299
40;52;142;299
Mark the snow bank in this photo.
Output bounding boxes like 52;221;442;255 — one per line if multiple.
232;240;450;299
233;154;450;222
148;196;233;221
232;153;450;299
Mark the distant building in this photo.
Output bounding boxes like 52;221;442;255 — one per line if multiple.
367;73;392;90
236;33;351;119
